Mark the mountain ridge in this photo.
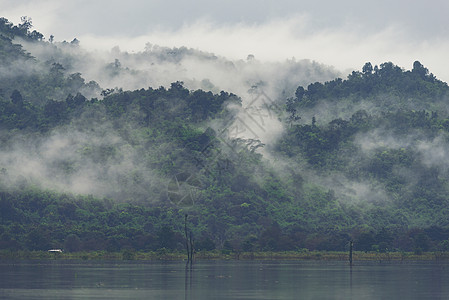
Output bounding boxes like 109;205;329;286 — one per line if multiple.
1;17;449;253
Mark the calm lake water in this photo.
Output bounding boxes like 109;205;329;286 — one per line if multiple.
1;259;449;299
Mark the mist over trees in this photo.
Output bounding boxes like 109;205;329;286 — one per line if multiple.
2;17;449;254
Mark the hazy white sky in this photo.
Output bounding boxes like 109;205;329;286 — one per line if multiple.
2;0;449;81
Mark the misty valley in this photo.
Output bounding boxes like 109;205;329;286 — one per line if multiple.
3;16;449;257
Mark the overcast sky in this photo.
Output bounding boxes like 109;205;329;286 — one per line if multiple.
2;0;449;81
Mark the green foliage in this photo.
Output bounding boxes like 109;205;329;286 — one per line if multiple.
288;61;447;113
2;17;449;253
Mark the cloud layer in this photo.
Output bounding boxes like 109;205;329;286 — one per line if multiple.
3;0;449;81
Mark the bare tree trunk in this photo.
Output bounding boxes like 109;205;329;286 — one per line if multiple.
189;231;194;266
185;214;190;264
349;240;353;266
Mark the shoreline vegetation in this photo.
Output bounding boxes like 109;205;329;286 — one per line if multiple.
3;17;449;262
2;250;449;261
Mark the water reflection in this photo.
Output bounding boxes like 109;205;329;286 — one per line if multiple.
185;264;193;300
1;260;449;299
349;264;353;291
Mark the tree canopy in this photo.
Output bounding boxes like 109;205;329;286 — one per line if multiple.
2;17;449;254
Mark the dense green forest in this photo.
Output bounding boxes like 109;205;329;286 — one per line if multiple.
2;17;449;255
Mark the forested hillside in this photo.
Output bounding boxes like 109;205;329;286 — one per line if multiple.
2;17;449;254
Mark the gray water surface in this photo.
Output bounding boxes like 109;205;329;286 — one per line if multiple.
1;259;448;299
